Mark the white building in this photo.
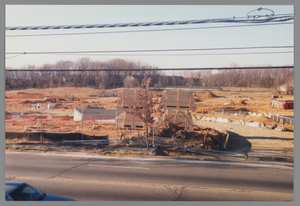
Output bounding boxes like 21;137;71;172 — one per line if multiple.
74;108;123;121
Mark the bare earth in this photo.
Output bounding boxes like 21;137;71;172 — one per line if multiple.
5;87;294;160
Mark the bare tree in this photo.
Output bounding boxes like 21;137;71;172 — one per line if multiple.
124;76;139;88
126;78;161;150
235;78;248;91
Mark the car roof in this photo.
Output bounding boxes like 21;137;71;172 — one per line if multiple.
5;181;26;194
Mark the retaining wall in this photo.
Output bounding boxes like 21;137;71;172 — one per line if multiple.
270;115;294;125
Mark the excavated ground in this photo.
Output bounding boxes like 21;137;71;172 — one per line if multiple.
5;87;294;158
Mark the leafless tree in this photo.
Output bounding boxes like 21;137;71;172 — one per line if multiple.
124;76;139;88
125;78;161;150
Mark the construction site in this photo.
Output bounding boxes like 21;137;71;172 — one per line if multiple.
5;86;294;160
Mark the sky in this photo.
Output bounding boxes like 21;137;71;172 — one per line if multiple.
5;5;294;70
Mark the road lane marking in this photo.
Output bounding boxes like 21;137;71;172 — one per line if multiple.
6;175;293;197
88;165;150;169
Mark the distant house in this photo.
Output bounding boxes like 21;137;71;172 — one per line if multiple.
278;83;294;94
74;109;123;121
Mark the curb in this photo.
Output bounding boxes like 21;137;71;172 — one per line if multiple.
5;148;293;168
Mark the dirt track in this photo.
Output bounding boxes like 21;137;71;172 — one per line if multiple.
194;119;293;160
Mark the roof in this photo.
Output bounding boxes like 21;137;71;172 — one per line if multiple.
5;181;26;194
75;109;123;115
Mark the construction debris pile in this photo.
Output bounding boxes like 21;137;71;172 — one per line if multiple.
118;88;228;151
156;122;227;150
121;122;227;151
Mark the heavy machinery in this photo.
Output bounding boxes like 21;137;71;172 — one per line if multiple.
65;94;80;101
44;91;53;100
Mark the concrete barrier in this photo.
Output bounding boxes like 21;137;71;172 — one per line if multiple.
270;115;294;125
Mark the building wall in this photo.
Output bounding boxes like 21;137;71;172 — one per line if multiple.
74;109;83;121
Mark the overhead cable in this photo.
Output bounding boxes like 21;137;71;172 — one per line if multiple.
6;51;293;59
6;15;293;31
6;22;293;37
41;51;293;57
6;45;293;55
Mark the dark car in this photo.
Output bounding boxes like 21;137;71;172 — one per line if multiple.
5;181;76;201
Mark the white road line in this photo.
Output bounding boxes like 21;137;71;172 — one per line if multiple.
88;165;150;170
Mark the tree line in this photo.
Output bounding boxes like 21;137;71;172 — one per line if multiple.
5;58;293;91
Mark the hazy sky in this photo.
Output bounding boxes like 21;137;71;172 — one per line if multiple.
5;5;294;69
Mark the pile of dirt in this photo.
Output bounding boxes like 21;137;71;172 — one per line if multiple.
10;92;45;99
156;122;181;138
239;100;247;105
5;111;12;115
204;92;218;99
20;100;37;104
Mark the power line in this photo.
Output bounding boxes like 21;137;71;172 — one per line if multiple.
6;46;293;55
6;22;293;38
5;15;293;31
5;66;293;72
6;51;293;60
6;50;293;60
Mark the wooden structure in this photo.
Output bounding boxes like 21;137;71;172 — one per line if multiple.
116;88;143;110
158;89;196;132
116;88;197;131
117;112;146;129
160;89;196;110
117;88;146;129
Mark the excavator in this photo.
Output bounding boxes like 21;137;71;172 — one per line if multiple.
44;91;53;100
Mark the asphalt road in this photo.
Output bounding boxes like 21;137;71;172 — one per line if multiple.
5;151;293;201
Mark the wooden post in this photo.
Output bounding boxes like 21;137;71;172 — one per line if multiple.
138;131;141;151
82;106;83;141
116;104;118;140
185;110;188;131
40;106;43;142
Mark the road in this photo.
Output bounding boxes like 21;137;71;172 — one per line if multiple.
5;151;293;201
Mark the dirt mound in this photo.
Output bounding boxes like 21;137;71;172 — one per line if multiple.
5;111;12;115
204;92;218;99
239;100;247;105
10;92;45;99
